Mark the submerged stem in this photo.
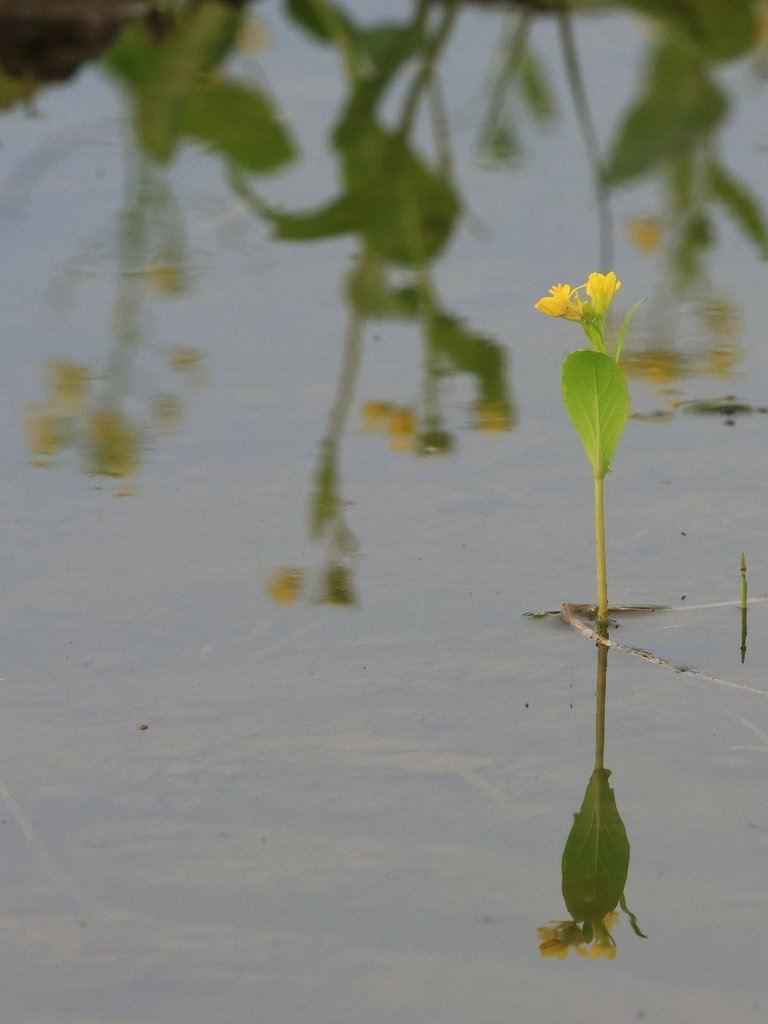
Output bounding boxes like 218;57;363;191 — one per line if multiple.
594;473;608;624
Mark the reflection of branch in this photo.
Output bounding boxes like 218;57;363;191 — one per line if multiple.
557;9;613;268
478;9;531;155
399;0;457;137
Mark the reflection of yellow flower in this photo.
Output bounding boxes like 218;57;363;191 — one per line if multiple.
145;264;183;296
474;400;510;433
621;349;687;385
388;408;416;452
47;360;89;408
25;407;67;460
267;568;304;606
698;300;738;341
86;410;141;478
535;283;584;322
538;913;618;961
698;345;742;378
627;216;661;253
361;401;393;434
585;272;621;314
537;921;586;959
169;346;203;372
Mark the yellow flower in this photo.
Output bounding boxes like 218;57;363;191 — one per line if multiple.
534;283;584;322
585;272;621;314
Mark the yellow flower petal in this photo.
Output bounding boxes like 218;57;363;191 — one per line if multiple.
585;272;621;314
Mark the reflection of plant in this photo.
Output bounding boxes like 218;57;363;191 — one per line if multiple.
538;912;619;961
257;0;512;602
538;634;644;960
234;0;513;447
536;272;641;623
606;8;768;308
476;7;556;167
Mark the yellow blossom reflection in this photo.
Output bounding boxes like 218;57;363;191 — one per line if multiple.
267;568;304;606
388;407;417;452
48;360;89;408
25;407;67;465
627;216;662;253
361;400;393;434
86;410;141;478
474;400;510;433
538;912;619;961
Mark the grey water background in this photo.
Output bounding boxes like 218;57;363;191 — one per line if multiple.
1;2;768;1022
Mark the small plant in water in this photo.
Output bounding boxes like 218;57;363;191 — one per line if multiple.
535;273;643;624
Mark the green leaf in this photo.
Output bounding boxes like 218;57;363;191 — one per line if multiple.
561;768;630;925
562;350;629;478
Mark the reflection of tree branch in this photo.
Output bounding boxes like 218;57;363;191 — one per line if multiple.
399;0;457;137
478;9;531;158
557;8;613;269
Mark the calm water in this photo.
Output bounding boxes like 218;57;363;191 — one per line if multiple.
1;2;768;1022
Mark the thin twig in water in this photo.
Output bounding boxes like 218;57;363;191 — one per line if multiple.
560;603;768;699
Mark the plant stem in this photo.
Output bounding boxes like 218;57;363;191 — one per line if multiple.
594;472;608;624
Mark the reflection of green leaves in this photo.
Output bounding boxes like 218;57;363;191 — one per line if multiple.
604;41;727;184
707;160;768;259
105;5;294;172
625;0;756;60
266;125;459;266
562;768;630;925
562;351;629;478
182;79;294;172
429;313;510;409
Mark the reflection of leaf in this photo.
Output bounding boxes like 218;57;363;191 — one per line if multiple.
604;41;727;184
285;0;353;44
181;79;294;172
625;0;755;60
561;351;629;477
707;161;768;259
105;3;242;162
429;314;509;408
266;126;459;266
520;52;555;121
562;768;630;925
346;259;420;319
